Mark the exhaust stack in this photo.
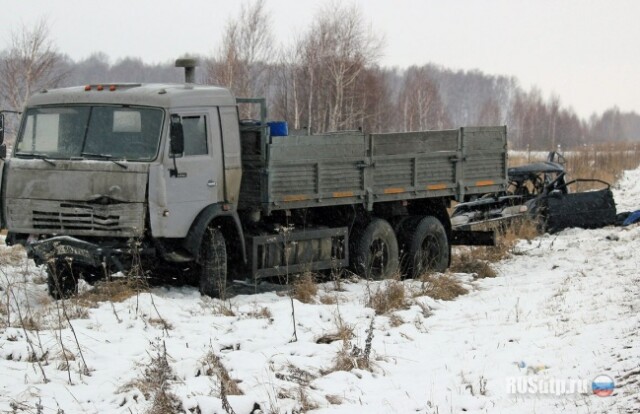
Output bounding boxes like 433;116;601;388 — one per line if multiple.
175;58;199;83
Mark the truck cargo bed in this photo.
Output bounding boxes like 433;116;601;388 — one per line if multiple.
239;125;507;214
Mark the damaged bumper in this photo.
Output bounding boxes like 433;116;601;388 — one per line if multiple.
26;236;125;269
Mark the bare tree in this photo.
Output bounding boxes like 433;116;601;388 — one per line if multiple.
477;98;502;126
305;3;383;131
271;40;306;129
206;0;273;117
398;67;448;131
279;3;384;133
0;19;68;112
70;52;111;84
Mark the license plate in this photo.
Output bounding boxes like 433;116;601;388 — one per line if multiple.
54;244;93;262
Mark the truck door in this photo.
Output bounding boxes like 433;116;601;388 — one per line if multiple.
149;109;224;238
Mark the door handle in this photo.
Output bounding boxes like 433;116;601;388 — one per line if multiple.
207;180;217;187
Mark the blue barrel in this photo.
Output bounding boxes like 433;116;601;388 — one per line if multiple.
268;121;288;137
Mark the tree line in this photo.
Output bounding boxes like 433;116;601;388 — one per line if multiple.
1;2;639;149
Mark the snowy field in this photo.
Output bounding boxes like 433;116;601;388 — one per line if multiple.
1;169;639;413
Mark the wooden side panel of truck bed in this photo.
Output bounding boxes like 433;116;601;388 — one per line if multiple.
238;126;507;214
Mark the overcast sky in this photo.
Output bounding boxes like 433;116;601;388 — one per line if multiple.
3;0;639;119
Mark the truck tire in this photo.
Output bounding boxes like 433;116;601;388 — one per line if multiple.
199;227;228;298
402;216;449;278
352;219;400;280
47;260;79;300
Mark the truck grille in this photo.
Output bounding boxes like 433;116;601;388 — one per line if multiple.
6;199;145;237
34;203;122;231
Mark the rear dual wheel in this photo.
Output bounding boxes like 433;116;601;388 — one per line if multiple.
352;219;400;280
351;215;449;280
400;216;449;278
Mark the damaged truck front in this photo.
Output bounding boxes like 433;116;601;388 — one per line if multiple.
0;83;243;298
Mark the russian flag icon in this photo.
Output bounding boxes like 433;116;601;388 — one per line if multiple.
592;375;615;397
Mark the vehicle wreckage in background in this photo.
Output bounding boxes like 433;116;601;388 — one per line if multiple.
452;152;618;233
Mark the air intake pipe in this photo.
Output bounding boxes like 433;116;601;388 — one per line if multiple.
175;58;198;83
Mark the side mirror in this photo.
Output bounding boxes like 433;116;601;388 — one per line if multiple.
0;114;4;145
170;115;184;155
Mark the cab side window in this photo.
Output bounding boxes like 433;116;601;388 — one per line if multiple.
181;115;208;156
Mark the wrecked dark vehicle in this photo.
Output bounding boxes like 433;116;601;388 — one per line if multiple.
452;152;617;233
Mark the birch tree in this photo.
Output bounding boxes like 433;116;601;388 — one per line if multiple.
398;67;448;131
0;19;67;111
206;0;273;117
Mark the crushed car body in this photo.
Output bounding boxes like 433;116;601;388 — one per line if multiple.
452;152;617;233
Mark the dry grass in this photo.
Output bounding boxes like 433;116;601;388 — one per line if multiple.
246;306;272;320
328;318;375;373
485;219;539;262
367;280;407;315
77;279;146;307
450;253;497;278
123;341;182;414
388;313;404;327
200;348;244;396
296;386;318;412
564;143;640;188
148;317;173;331
55;348;77;371
457;219;540;265
62;300;91;320
275;363;317;386
316;319;354;344
16;315;41;331
319;294;338;305
147;389;183;414
0;245;26;266
326;394;343;405
415;273;468;301
291;272;318;304
212;301;236;317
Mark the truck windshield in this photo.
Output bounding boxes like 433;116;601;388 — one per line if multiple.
15;105;163;161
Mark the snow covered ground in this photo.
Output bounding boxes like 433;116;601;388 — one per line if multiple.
1;169;639;414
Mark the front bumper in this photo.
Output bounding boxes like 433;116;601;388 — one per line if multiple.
26;236;126;269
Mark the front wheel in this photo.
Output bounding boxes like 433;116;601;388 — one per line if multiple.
199;227;228;298
47;260;79;299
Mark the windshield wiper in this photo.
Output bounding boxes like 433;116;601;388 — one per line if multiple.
15;152;57;166
81;152;128;169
